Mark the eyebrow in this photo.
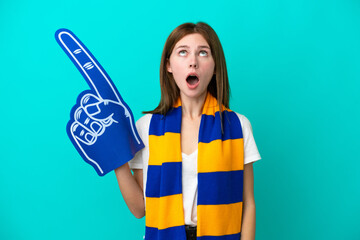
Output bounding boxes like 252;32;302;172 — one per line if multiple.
175;45;210;50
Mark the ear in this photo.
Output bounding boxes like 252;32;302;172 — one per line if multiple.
166;59;172;73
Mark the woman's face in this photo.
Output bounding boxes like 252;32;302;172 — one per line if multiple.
167;33;215;100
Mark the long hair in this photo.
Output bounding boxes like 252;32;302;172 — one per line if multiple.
144;22;230;115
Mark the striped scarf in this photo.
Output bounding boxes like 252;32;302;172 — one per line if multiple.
145;92;244;240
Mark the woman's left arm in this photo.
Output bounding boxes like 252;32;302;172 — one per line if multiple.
241;163;256;240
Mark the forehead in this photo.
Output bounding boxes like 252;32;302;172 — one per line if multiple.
174;33;210;48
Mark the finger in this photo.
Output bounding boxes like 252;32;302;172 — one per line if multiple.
67;121;105;175
80;93;123;122
69;122;97;145
80;93;102;116
74;106;105;135
55;28;119;102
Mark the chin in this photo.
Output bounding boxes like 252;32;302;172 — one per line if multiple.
180;89;207;99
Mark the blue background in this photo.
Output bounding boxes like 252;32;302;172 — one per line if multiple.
1;0;359;239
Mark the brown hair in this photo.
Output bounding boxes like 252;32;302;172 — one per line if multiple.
143;22;230;115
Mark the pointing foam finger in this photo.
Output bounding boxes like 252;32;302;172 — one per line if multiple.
55;29;119;102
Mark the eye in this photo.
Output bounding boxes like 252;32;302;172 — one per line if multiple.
199;50;208;56
179;50;187;56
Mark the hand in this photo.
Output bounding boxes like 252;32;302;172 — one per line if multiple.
55;29;144;176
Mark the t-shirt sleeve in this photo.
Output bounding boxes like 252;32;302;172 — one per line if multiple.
128;114;151;170
236;113;262;165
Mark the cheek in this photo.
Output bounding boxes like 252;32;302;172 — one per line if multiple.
204;61;215;75
172;60;185;70
171;63;186;78
170;66;184;86
203;62;215;85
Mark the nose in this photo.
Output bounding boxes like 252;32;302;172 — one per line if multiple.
189;54;198;69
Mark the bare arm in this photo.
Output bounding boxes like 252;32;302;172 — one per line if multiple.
241;163;256;240
114;163;145;219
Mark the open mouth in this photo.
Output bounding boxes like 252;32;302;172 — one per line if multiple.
186;75;199;86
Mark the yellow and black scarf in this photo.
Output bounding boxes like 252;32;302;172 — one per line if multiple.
145;92;244;240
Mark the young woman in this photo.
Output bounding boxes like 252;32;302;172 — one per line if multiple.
115;22;261;240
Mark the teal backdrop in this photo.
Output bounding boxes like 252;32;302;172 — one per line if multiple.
1;0;359;239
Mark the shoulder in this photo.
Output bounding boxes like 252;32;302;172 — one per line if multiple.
134;114;153;138
231;111;262;163
231;111;253;131
136;113;152;128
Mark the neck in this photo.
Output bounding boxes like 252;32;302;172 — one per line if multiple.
180;92;207;120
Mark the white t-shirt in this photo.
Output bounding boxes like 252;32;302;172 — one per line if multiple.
128;113;261;226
